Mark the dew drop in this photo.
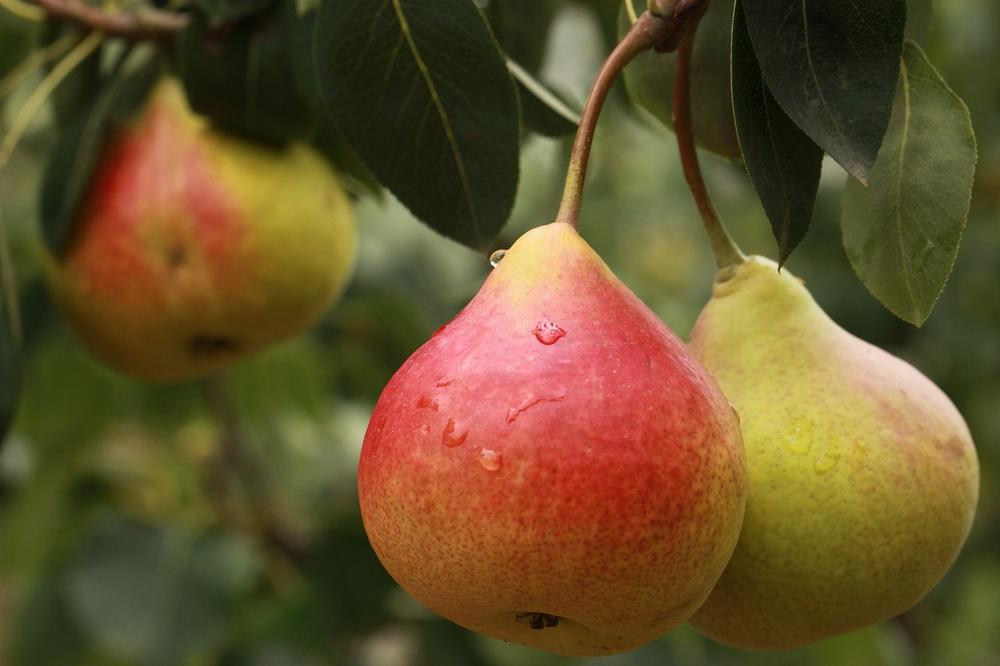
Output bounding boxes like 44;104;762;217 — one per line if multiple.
532;319;565;345
442;418;468;447
419;424;430;435
489;249;507;267
416;395;439;412
478;448;502;471
506;390;568;424
814;450;841;474
782;433;811;456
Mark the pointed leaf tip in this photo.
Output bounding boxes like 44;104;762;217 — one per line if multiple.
841;41;976;326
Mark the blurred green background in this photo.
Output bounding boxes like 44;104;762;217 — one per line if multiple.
1;1;998;664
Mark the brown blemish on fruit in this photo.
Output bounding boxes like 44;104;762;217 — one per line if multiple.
167;245;187;269
188;335;238;356
515;612;561;630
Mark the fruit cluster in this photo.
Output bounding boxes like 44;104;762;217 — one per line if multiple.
50;70;977;658
356;221;978;656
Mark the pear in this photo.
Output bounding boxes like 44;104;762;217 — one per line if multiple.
45;77;356;382
358;222;746;656
687;256;979;650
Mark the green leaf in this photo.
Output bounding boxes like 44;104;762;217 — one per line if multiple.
5;577;95;666
741;0;906;182
0;213;20;444
64;518;259;664
508;60;579;138
284;3;382;198
620;0;741;160
39;53;158;255
312;119;384;199
312;0;520;251
841;41;976;326
0;11;38;86
44;26;102;125
191;0;277;25
906;0;934;45
176;1;314;143
486;0;558;74
731;0;823;264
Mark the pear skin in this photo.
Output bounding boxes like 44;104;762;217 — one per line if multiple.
358;222;747;657
688;256;979;650
46;78;356;382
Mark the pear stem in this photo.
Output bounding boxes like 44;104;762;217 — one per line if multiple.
555;11;671;228
672;11;746;270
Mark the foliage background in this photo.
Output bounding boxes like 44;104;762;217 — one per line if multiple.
0;1;997;664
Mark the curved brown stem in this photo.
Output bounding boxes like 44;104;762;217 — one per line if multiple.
672;8;745;269
32;0;189;40
555;11;672;227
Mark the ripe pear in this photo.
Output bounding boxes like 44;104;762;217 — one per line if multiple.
687;256;979;650
45;77;356;382
358;222;746;656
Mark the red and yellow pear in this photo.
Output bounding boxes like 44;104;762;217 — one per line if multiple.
358;221;746;656
45;77;356;382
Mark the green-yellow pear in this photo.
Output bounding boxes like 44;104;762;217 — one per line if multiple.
359;222;747;656
45;77;356;382
687;256;979;650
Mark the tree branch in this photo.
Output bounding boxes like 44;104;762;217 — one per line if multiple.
32;0;189;40
203;375;307;569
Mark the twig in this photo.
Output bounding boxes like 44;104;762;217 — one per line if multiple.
31;0;189;40
202;375;307;569
0;30;104;172
0;33;77;102
624;0;638;25
0;0;44;21
671;1;745;269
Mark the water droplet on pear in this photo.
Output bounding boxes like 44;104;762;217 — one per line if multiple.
442;418;468;447
478;448;502;471
533;319;565;345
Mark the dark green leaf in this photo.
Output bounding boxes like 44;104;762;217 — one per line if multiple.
304;513;396;635
486;0;558;74
732;0;823;263
176;2;314;143
906;0;934;45
312;120;384;199
741;0;906;182
285;4;382;198
0;217;20;444
841;41;976;325
312;0;520;251
39;53;159;255
508;60;579;138
191;0;277;25
44;27;102;125
620;0;741;159
0;11;38;86
64;518;259;664
5;577;95;666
